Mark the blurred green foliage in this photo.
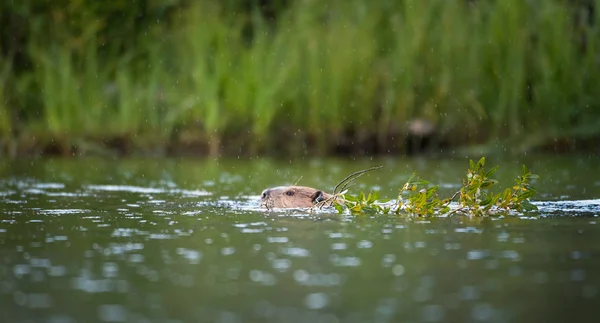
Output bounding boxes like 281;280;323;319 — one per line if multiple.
0;0;599;157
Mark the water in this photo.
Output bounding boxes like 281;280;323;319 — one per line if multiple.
1;155;600;323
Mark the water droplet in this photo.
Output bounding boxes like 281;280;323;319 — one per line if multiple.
267;237;289;243
381;254;396;267
294;270;310;284
356;240;373;248
282;247;310;257
98;304;126;322
305;292;328;309
466;250;490;260
102;262;118;278
501;250;520;260
392;264;405;276
331;243;347;250
221;247;236;256
271;259;292;272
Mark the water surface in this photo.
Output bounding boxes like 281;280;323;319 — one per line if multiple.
1;155;599;323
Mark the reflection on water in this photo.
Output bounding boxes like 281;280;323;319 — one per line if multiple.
1;157;600;323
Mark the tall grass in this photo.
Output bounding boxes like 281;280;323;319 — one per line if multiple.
530;0;600;140
173;3;239;155
113;44;173;142
2;0;599;156
293;0;381;152
25;16;176;153
0;58;13;155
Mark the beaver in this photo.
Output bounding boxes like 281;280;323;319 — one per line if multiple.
260;186;338;209
260;166;383;209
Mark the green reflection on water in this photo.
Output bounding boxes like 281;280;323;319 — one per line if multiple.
0;154;599;322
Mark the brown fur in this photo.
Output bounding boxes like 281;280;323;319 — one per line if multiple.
260;185;338;209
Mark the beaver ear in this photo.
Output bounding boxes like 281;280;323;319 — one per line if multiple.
311;190;325;204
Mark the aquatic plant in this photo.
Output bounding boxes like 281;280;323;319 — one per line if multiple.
333;157;539;217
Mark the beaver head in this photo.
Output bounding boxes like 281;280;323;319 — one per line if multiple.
260;185;335;209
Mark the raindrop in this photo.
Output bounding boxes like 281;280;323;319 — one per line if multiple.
381;254;396;267
98;304;126;322
356;240;373;248
293;270;310;284
282;247;310;257
466;250;490;260
102;262;119;278
13;264;31;277
267;237;289;243
305;292;328;309
331;243;347;250
249;270;276;286
392;264;405;276
271;259;292;272
221;247;236;256
501;250;520;260
47;266;66;277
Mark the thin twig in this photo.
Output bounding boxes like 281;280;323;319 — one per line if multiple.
447;190;461;203
333;166;383;195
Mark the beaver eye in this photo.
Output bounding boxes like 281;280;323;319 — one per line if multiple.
285;190;294;196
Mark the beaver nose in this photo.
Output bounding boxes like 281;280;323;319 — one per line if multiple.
261;189;270;200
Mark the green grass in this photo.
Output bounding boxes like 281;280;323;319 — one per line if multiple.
1;0;599;156
0;58;13;154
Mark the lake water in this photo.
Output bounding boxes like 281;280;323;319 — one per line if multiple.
1;154;600;323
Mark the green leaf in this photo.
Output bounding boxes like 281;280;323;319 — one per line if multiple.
344;194;358;202
411;179;430;186
520;201;538;211
480;179;498;189
485;165;499;178
333;202;344;214
330;159;538;218
480;196;494;206
519;190;536;199
478;157;486;167
370;190;380;203
350;204;362;213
